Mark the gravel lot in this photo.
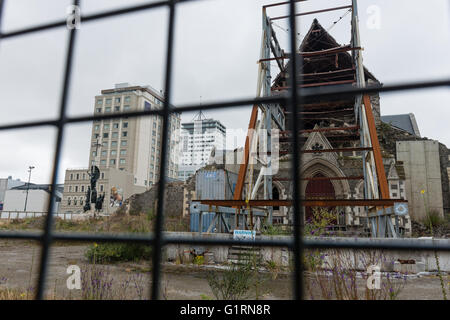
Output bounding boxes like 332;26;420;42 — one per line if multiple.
0;240;447;300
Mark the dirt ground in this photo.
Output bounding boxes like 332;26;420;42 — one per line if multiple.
0;240;448;300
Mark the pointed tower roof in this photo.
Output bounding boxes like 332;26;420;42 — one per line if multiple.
273;19;378;88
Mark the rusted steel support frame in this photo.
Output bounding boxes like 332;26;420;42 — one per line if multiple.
276;147;372;155
233;104;258;201
274;176;364;181
272;80;356;90
287;108;354;115
302;68;355;77
270;5;353;21
363;95;390;198
199;199;406;207
258;46;361;63
299;125;359;133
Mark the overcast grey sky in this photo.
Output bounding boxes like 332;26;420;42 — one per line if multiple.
0;0;449;184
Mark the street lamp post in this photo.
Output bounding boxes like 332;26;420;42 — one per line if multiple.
24;166;35;212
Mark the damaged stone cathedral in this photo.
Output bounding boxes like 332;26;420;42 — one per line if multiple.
244;19;450;235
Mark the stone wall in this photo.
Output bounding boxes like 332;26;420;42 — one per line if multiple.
120;180;186;217
163;232;450;271
438;143;450;218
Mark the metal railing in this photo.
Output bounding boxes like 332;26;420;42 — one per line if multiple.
0;0;449;300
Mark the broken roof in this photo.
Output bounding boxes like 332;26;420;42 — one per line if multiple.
381;113;421;136
273;19;379;88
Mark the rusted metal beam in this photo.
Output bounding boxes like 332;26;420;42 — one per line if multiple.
270;5;353;21
258;47;361;63
199;199;406;207
302;68;355;78
300;125;359;133
233;104;258;201
363;95;390;198
272;80;356;90
286;108;354;115
276;147;372;155
274;176;364;181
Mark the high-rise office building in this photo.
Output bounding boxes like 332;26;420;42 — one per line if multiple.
178;111;226;180
60;83;181;214
89;83;180;186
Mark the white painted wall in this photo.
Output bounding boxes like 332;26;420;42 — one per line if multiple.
3;189;49;212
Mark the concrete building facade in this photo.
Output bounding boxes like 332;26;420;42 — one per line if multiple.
179;112;226;180
59;83;181;215
0;176;25;211
2;183;63;213
89;83;180;187
59;167;146;214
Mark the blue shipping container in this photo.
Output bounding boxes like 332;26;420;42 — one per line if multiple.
190;212;216;232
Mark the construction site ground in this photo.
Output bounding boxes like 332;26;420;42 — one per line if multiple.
0;240;448;300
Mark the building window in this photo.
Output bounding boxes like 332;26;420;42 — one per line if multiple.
123;122;128;128
120;149;127;155
102;142;108;148
105;98;112;104
111;150;117;156
391;184;398;190
75;186;78;192
125;96;131;102
81;186;85;192
122;132;127;137
115;97;121;103
70;174;73;180
68;186;72;192
110;159;116;165
104;124;110;130
92;151;97;157
121;140;127;146
97;99;102;105
94;134;99;139
105;107;111;112
100;185;104;192
113;123;119;129
100;160;106;165
124;105;130;111
101;172;104;179
94;125;99;131
96;108;101;113
120;159;126;164
111;141;117;147
103;133;109;138
76;174;79;180
112;132;118;138
115;106;120;112
68;198;71;205
101;151;107;156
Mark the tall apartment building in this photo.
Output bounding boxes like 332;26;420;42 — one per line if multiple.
179;112;226;180
89;83;180;186
60;83;181;214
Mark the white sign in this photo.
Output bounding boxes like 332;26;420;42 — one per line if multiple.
233;230;256;241
394;203;408;216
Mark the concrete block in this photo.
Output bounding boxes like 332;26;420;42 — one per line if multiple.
393;261;401;273
204;252;215;265
381;261;395;272
416;261;426;273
